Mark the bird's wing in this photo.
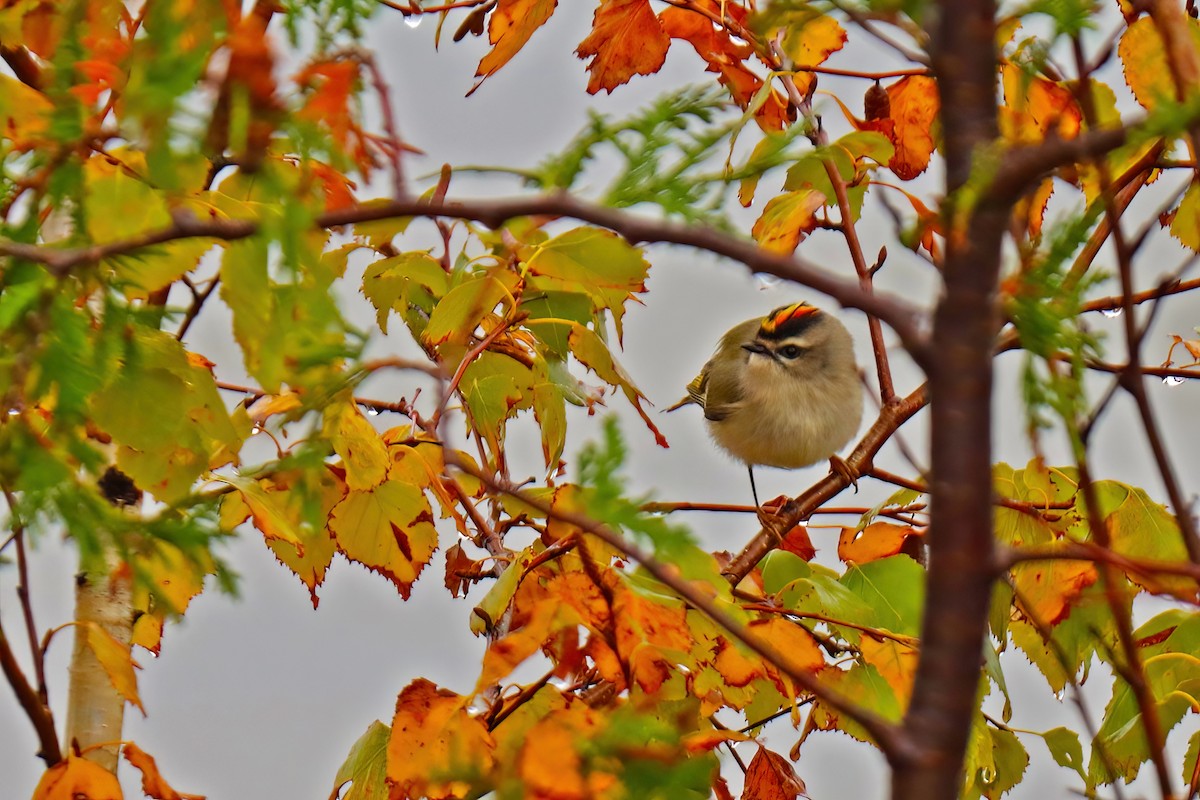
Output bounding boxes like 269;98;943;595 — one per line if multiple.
696;357;744;422
664;370;707;412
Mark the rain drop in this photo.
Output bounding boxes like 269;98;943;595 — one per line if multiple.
980;768;996;785
404;14;422;28
365;406;381;416
756;274;781;289
1101;308;1123;318
1054;689;1066;701
1163;375;1186;387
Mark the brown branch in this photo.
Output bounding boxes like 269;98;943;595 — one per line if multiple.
0;194;930;357
997;541;1200;585
1082;276;1200;314
724;383;929;581
444;451;913;762
0;617;61;765
1076;463;1175;796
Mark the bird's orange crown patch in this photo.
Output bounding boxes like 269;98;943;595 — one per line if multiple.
759;303;820;338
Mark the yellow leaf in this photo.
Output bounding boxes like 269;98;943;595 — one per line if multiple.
32;755;122;800
575;0;669;94
1118;16;1200;110
751;189;825;255
1170;180;1200;251
327;469;437;599
0;73;52;147
388;679;496;799
780;14;847;98
82;620;144;714
326;400;389;491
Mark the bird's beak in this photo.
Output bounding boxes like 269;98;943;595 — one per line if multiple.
742;341;775;360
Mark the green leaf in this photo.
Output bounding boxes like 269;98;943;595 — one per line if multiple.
532;383;567;468
840;555;925;636
422;275;511;346
332;720;390;800
524;227;649;293
90;328;241;503
360;252;447;335
1043;726;1086;782
83;152;172;243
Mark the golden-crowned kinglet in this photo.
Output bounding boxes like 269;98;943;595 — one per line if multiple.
669;302;863;510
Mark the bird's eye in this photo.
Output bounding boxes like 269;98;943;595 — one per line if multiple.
779;344;804;359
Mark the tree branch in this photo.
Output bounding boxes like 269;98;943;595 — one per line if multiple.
0;194;930;359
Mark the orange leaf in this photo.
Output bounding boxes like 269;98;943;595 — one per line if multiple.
575;0;669;94
474;0;558;85
743;745;806;800
779;523;816;561
712;638;763;687
518;703;604;799
1014;559;1098;626
749;617;824;695
886;75;939;180
751;189;825;254
659;5;789;132
859;636;918;708
124;742;206;800
32;755;122;800
1000;63;1081;144
388;679;496;800
838;522;920;564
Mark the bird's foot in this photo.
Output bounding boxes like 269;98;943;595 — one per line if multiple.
830;455;859;492
756;502;791;546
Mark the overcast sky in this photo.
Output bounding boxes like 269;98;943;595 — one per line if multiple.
3;4;1199;798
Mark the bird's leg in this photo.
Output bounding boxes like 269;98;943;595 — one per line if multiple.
829;455;859;492
749;465;786;544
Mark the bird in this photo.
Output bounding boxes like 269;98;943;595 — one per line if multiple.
668;302;863;524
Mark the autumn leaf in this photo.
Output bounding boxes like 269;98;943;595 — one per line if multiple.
325;399;389;491
81;620;145;714
327;462;438;599
659;4;790;132
124;742;205;800
1118;16;1200;110
1013;559;1098;626
885;75;939;180
752;189;825;254
388;679;496;800
576;0;670;94
859;635;918;709
838;522;921;564
474;0;558;88
743;745;807;800
32;755;122;800
331;721;389;800
779;14;847;98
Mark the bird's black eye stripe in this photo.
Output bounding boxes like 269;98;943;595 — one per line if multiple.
779;344;804;359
